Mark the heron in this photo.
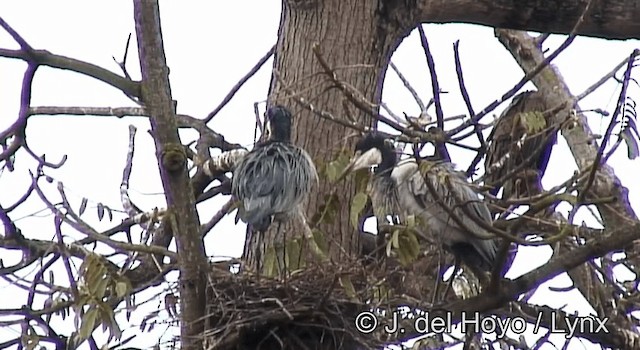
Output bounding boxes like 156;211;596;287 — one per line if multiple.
231;105;318;232
343;132;498;273
485;90;557;200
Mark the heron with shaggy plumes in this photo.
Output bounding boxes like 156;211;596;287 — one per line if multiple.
343;132;498;274
232;105;318;232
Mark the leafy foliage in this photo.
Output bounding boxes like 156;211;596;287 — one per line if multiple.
74;253;131;343
323;149;352;183
386;225;421;266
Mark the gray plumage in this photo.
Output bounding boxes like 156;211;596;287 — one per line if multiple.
351;132;497;272
232;106;317;232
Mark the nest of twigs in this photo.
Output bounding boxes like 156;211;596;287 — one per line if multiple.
202;264;384;350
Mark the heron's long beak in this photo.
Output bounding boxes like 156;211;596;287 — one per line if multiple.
336;148;382;182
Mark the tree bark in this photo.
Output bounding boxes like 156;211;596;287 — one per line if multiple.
415;0;640;40
245;0;414;268
133;2;207;350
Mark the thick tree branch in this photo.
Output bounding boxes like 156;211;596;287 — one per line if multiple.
0;49;140;98
423;220;640;349
414;0;640;40
133;2;207;350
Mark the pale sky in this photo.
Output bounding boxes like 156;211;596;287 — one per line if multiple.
0;1;639;349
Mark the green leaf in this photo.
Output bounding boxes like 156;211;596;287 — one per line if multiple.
104;205;113;222
621;128;640;160
349;192;368;229
115;281;129;299
325;162;338;182
92;273;109;299
353;168;370;192
262;246;276;277
23;334;39;350
519;111;546;134
339;276;358;302
324;150;352;182
316;193;340;224
406;230;421;257
311;228;328;256
405;214;416;228
98;302;122;341
97;203;105;221
396;229;421;266
79;198;88;216
78;307;99;342
385;233;393;257
391;229;400;249
285;239;301;270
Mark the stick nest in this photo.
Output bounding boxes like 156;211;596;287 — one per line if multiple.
203;264;384;350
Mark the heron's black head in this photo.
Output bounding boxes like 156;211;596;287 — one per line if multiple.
266;105;292;142
353;132;397;174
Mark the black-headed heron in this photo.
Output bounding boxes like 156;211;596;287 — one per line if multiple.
343;132;498;273
485;90;557;200
232;105;318;232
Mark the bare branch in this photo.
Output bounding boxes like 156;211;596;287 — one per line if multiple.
577;54;633;101
417;26;444;129
204;45;275;123
0;49;140;97
414;0;640;40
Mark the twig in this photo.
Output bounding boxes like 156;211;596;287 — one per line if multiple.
579;49;637;208
0;48;140;97
452;40;487;176
27;106;242;151
204;45;276;123
54;216;80;299
32;174;177;259
417;26;444;129
200;199;235;238
577;54;633;101
23;144;67;169
448;22;584;138
311;44;410;133
0;63;37;163
388;61;426;115
120;125;142;218
273;70;368;133
112;33;133;80
112;33;140;104
0;17;33;51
